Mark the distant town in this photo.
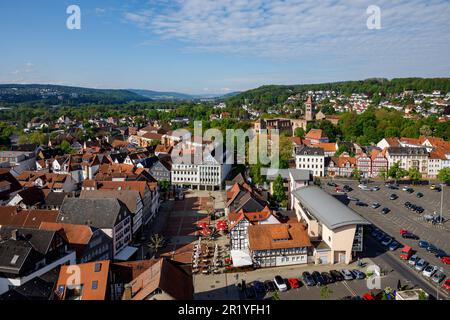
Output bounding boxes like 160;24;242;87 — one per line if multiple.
0;78;449;301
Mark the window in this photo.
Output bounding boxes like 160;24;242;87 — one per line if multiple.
94;263;102;272
92;281;98;290
58;285;65;294
10;255;19;265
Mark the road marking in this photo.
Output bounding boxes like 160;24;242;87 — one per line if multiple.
342;281;356;296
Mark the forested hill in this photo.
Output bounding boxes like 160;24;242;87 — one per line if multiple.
0;84;150;105
226;78;450;108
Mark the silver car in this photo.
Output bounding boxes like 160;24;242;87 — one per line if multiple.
415;259;429;271
422;265;437;278
408;255;419;266
341;269;354;281
431;271;445;283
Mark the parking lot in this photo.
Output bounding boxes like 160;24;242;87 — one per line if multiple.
321;179;449;297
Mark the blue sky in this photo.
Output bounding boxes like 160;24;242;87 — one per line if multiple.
0;0;449;94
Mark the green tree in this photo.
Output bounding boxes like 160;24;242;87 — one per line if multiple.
272;175;287;207
352;168;362;180
437;167;450;184
388;161;407;181
408;168;422;182
59;140;73;154
320;285;333;300
378;168;387;181
294;127;305;138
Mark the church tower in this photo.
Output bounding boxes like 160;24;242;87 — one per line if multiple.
305;95;315;121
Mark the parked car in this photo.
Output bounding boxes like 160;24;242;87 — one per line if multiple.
386;183;399;189
302;272;316;287
347;196;359;201
274;275;288;292
312;271;326;286
343;185;352;192
389;240;401;251
441;257;450;265
351;269;366;279
402;232;419;240
327;182;338;187
416;192;424;198
426;243;439;253
356;201;368;207
434;249;447;259
431;271;446;284
335;187;345;193
376;232;385;241
358;184;370;191
288;278;300;289
371;202;381;209
371;186;380;191
330;270;344;282
415;259;429;271
321;272;334;284
253;281;266;294
404;201;411;208
341;269;354;281
245;285;257;299
264;280;276;292
389;194;398;200
430;184;437;190
418;240;429;249
443;279;450;291
408;254;419;266
381;207;390;214
422;265;438;278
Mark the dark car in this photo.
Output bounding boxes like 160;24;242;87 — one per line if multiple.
327;182;338;187
389;194;398;200
418;240;430;248
321;272;334;284
402;232;419;240
381;207;390;214
416;192;424;198
330;270;344;282
253;281;266;295
343;185;353;192
435;249;448;259
416;206;424;214
356;201;368;207
245;285;257;299
404;201;411;208
263;280;276;292
312;271;326;286
302;271;316;286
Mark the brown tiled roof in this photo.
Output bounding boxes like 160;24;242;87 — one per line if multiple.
305;128;326;140
248;222;312;251
316;142;337;152
126;258;193;300
39;222;93;245
56;261;110;300
0;207;58;228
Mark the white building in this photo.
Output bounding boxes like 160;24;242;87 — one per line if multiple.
294;145;325;178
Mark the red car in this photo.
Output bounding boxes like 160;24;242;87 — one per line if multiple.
288;278;300;289
335;188;345;193
362;293;375;300
441;257;450;265
443;279;450;291
400;229;408;236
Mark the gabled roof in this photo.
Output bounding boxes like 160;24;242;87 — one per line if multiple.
39;222;93;246
248;222;312;251
80;189;140;214
56;261;110;300
59;198;130;229
292;187;370;230
305;128;327;140
124;258;193;300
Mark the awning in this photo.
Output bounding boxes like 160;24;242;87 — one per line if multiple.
230;249;253;267
114;246;138;261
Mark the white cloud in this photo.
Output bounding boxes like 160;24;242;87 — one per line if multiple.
124;0;450;63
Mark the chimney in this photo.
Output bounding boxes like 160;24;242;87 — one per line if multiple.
122;284;132;300
11;229;19;241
